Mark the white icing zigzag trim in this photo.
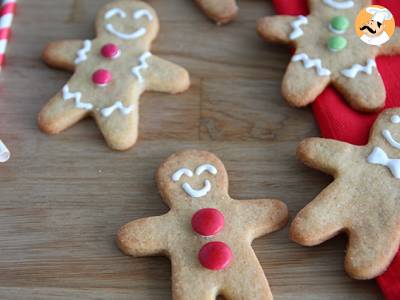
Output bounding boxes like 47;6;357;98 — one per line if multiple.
289;16;308;40
75;40;92;64
292;53;331;76
101;101;135;117
323;0;354;10
132;51;152;83
341;59;377;78
62;85;93;110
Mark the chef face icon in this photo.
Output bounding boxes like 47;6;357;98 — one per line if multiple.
355;5;395;46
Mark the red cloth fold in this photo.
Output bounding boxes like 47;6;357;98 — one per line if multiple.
270;0;400;298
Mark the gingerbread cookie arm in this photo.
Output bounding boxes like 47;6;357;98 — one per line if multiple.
297;138;357;175
257;15;301;45
195;0;238;25
333;71;386;112
93;108;139;151
43;40;85;71
38;83;90;134
290;180;351;246
117;214;172;257
282;60;331;107
145;55;190;94
235;199;288;239
379;28;400;56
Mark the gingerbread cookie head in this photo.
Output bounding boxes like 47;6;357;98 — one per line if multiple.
257;0;400;112
157;150;229;208
96;1;159;47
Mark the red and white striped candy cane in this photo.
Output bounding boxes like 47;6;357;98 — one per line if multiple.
0;0;16;68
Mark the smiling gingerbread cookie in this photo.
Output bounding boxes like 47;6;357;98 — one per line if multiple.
292;108;400;279
257;0;400;112
39;1;190;151
117;150;288;299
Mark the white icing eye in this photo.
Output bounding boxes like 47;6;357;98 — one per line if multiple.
195;164;218;176
105;8;127;19
172;168;193;182
133;9;153;21
391;115;400;124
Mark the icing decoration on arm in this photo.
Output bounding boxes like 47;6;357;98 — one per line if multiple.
289;16;308;40
182;180;212;198
292;53;331;76
62;85;93;110
105;8;127;19
323;0;354;10
75;40;92;64
391;115;400;124
341;59;376;78
101;101;135;118
368;147;400;179
132;51;152;83
195;164;218;176
382;129;400;150
172;168;193;181
133;9;153;21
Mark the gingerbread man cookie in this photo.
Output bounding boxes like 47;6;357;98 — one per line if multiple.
194;0;239;25
292;108;400;279
39;1;190;151
257;0;400;112
117;150;288;299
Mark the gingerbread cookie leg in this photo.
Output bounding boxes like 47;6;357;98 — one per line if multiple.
257;16;300;44
291;181;350;246
282;61;331;108
194;0;238;25
346;221;400;279
38;81;90;134
333;67;386;112
93;107;139;151
43;40;84;71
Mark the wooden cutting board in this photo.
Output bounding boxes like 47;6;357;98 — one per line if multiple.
0;0;382;299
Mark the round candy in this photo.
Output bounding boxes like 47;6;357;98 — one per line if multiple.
329;16;349;34
92;69;112;86
198;241;232;271
327;36;347;52
191;208;224;237
101;43;120;59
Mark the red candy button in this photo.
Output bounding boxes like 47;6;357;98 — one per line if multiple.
92;69;112;86
198;241;232;271
101;43;120;59
192;208;224;237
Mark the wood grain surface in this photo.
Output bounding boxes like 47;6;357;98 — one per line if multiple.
0;0;383;299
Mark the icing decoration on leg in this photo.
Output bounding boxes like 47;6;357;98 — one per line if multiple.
341;59;377;78
292;53;331;76
39;1;190;151
117;150;288;299
289;15;308;40
101;101;134;118
75;40;92;64
132;51;152;83
62;85;93;110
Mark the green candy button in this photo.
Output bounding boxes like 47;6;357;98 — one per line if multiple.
328;36;347;52
330;16;349;33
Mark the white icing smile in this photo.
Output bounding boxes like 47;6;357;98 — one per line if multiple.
104;8;153;40
172;164;218;198
323;0;354;10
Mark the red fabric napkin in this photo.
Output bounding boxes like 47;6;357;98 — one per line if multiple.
270;0;400;298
